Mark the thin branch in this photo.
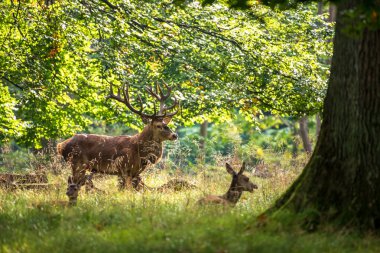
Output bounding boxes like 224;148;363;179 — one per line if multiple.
12;0;25;38
98;0;119;10
153;17;248;54
1;76;23;90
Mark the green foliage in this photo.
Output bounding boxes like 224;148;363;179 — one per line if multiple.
202;0;380;29
162;114;313;171
0;86;20;142
0;0;332;147
0;149;34;173
0;1;109;147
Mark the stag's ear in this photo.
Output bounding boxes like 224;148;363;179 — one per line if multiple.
226;163;236;175
238;162;246;175
162;117;172;125
141;116;151;124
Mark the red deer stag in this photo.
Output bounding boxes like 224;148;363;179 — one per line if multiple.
198;162;258;206
57;81;179;204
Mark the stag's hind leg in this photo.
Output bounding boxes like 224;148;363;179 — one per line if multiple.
66;164;86;205
118;175;134;190
118;175;149;191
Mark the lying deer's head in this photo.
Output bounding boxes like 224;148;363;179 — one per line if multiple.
108;80;179;141
226;162;258;193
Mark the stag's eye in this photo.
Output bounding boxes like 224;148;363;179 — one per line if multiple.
163;125;170;130
156;125;163;129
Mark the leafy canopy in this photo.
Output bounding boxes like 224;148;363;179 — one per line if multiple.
0;0;332;147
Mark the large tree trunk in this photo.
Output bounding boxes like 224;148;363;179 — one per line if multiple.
271;1;380;230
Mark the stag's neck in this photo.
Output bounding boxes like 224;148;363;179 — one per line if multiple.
135;126;163;158
221;179;242;205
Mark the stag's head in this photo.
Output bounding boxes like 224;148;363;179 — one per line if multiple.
108;80;179;142
226;162;258;193
149;116;178;141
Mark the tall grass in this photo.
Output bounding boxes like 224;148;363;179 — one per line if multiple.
1;152;380;252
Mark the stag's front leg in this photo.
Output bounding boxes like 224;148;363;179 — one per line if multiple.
85;173;95;192
66;165;86;205
132;176;151;191
84;171;104;193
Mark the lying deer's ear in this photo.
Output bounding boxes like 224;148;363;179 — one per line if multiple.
141;116;151;124
162;117;172;124
226;163;236;175
238;162;246;175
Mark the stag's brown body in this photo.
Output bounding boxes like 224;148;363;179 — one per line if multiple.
58;129;165;179
59;81;179;204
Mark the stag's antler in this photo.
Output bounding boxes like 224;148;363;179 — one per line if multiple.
108;82;156;119
108;81;178;121
145;80;179;117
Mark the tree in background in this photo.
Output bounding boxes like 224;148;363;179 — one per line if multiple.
298;116;312;154
198;120;209;162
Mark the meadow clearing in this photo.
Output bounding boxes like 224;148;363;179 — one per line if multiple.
1;150;380;253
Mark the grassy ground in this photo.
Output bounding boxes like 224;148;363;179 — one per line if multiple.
1;159;380;253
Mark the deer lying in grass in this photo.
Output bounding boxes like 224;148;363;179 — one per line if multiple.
198;162;258;206
57;81;179;204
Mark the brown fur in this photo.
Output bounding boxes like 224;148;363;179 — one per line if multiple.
198;162;258;206
58;119;178;203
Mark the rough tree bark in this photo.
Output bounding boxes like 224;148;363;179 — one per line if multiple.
271;0;380;230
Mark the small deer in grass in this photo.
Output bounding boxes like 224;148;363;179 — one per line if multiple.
57;81;179;204
198;162;258;206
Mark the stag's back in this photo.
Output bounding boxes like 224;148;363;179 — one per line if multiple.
57;134;126;162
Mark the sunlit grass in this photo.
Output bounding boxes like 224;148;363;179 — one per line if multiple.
1;156;380;253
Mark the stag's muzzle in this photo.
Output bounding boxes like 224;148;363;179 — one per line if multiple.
170;133;178;140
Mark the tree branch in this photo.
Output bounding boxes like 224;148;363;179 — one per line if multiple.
98;0;119;10
1;76;23;90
